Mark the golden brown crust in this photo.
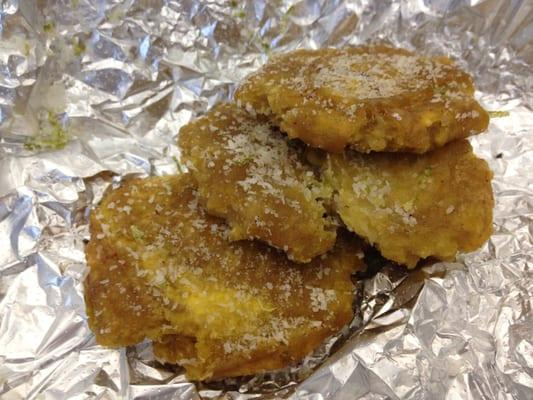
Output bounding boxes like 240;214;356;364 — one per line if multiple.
235;46;489;153
84;174;365;380
178;103;336;263
323;140;494;267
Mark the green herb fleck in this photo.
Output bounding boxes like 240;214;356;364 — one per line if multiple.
488;111;510;118
43;22;54;33
417;166;433;189
108;7;125;22
172;156;184;174
72;39;86;56
229;0;238;7
235;155;254;165
25;112;69;151
279;8;291;31
23;41;31;56
131;225;144;241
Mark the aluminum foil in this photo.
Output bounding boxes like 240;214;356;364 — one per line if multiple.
0;0;532;399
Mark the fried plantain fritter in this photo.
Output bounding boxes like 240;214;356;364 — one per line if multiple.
235;46;489;154
84;174;365;381
322;140;493;267
178;103;336;263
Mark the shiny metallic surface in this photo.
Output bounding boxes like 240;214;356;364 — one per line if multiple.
0;0;531;398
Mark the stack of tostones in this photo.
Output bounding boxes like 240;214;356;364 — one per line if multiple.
85;174;365;380
235;45;494;268
84;45;494;381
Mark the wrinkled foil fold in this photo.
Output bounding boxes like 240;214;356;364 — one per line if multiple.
0;0;532;399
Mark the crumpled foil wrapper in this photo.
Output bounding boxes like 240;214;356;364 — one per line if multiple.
0;0;531;398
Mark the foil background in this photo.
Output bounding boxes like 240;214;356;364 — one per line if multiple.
0;0;531;399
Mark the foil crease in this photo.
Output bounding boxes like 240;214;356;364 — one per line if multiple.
0;0;531;399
